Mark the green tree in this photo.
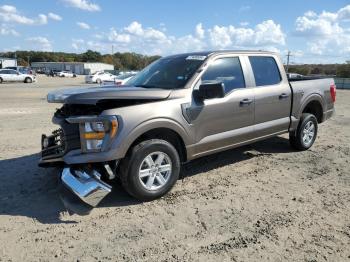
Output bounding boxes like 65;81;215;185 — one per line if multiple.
336;63;350;78
81;50;102;62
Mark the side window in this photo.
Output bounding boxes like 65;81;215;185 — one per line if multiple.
9;70;17;74
249;56;281;86
201;57;245;94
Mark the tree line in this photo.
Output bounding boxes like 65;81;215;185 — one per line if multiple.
1;50;350;77
287;61;350;78
0;50;161;71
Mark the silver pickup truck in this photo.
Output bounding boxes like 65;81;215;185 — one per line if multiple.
40;50;336;208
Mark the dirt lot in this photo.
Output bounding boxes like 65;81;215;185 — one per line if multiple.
0;76;349;261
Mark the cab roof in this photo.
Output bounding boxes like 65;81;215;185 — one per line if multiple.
165;50;278;59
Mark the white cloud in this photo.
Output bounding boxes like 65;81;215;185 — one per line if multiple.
0;5;35;24
108;28;131;43
195;23;205;39
27;36;52;51
294;5;350;55
0;5;16;13
208;20;285;49
0;5;52;25
77;22;90;29
125;21;143;36
38;14;48;25
48;12;62;21
0;24;19;36
338;5;350;21
84;20;285;56
72;39;85;50
62;0;100;12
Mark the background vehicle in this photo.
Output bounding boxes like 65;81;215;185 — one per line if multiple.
85;71;116;84
40;51;336;209
102;72;138;86
0;69;36;83
46;69;60;77
5;66;34;75
57;71;76;77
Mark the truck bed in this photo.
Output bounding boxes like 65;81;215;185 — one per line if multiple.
289;77;335;124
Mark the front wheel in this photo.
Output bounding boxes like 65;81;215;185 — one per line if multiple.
290;113;318;150
119;139;180;201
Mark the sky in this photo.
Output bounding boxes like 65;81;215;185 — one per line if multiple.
0;0;350;64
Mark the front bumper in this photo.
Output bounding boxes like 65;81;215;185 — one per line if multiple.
61;168;112;207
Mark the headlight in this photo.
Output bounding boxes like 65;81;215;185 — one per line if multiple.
66;116;118;153
83;122;105;150
81;119;118;151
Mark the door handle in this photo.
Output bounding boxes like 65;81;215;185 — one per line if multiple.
240;98;253;106
279;93;289;99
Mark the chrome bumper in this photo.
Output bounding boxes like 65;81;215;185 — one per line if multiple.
61;168;112;207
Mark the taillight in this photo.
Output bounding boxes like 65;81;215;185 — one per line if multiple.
330;84;336;103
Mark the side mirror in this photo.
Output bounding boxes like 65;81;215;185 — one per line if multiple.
198;81;225;100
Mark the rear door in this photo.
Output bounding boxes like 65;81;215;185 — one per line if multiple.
1;70;12;81
248;56;291;136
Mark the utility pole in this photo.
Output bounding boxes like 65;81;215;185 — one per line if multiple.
111;45;114;55
27;56;30;66
286;51;292;73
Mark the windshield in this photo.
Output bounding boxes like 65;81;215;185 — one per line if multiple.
126;56;206;89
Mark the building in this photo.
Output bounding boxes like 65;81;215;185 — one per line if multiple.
0;57;17;69
30;62;114;75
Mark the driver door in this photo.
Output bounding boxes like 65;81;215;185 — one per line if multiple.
188;56;255;156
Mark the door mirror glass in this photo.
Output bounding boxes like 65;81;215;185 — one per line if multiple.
198;81;225;100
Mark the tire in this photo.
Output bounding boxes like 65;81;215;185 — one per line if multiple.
24;77;32;83
96;79;102;84
0;77;2;84
289;113;318;150
119;139;180;201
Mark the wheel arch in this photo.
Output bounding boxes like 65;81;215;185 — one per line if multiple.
299;94;324;123
120;119;190;163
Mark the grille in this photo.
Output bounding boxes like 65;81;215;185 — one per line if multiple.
41;122;81;160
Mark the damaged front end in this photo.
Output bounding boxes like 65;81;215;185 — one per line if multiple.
39;105;119;209
40;86;172;211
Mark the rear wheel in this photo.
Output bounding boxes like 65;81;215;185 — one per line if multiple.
24;77;32;83
290;113;318;150
119;139;180;201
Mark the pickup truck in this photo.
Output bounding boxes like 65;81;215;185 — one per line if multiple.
40;50;336;208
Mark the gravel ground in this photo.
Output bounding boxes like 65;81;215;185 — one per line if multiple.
0;76;349;261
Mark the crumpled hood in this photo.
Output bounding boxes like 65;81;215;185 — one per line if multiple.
47;86;172;105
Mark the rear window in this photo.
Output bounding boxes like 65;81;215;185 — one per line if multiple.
249;56;281;86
